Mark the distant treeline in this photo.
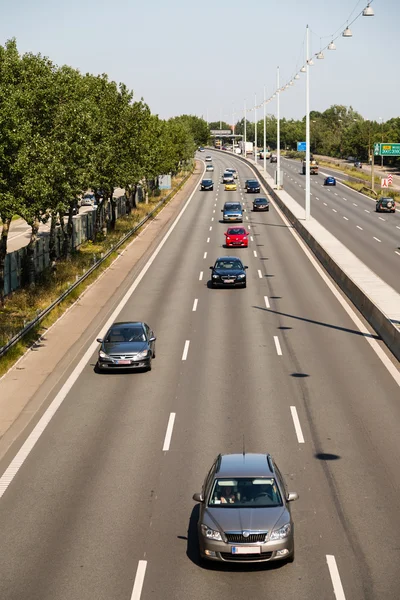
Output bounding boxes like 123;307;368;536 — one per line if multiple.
211;105;400;162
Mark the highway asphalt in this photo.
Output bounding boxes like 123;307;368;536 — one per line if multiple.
0;151;399;600
261;156;400;293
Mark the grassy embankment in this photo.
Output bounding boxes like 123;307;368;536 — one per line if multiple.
0;170;191;376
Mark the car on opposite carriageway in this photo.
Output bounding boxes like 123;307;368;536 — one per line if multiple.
376;197;396;213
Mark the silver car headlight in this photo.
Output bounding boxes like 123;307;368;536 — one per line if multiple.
134;350;149;360
99;350;110;359
270;523;291;540
237;273;246;279
201;524;222;541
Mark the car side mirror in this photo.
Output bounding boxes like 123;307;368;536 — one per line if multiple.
149;336;156;342
287;492;299;502
221;209;223;212
97;338;103;343
224;232;227;236
193;492;204;503
209;266;213;269
244;266;248;269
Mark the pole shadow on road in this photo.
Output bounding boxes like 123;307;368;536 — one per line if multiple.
252;306;379;339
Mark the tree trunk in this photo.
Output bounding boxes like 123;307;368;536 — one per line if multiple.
110;189;116;231
94;198;105;240
48;209;58;266
0;217;11;306
26;219;39;287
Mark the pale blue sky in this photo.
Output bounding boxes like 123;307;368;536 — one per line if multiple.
1;0;397;123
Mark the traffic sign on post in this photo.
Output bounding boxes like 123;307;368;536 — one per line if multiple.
381;178;389;188
374;143;400;156
297;141;306;151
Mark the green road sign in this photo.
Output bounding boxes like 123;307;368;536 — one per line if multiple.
375;143;400;156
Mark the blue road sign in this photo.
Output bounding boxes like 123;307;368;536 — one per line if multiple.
297;141;307;151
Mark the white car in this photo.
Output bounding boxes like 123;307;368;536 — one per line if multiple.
81;194;95;206
205;155;212;162
206;164;214;172
226;168;237;179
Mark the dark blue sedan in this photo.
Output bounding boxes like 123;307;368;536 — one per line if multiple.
324;176;336;186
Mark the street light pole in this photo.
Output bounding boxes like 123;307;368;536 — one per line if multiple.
232;107;235;154
305;24;311;220
263;85;266;172
254;94;257;164
244;100;247;151
276;66;281;188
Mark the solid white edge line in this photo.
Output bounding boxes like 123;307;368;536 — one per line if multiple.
130;560;147;600
182;340;190;361
290;406;305;443
192;299;198;312
264;296;270;308
162;412;176;451
0;163;205;498
326;555;346;600
273;336;282;356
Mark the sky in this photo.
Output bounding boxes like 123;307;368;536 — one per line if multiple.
0;0;398;124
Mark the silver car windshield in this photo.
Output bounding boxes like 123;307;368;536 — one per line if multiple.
105;326;146;343
209;478;282;508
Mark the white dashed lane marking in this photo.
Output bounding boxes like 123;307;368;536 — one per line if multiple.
356;226;363;230
273;336;283;356
326;555;346;600
130;560;147;600
258;270;262;279
373;237;381;243
253;250;257;258
181;340;190;361
378;217;385;221
207;238;210;243
199;271;203;280
264;296;270;308
162;413;176;451
192;299;198;312
332;209;337;213
290;406;305;444
343;216;348;221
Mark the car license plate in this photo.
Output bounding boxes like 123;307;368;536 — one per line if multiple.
117;360;131;365
224;279;234;284
232;546;261;554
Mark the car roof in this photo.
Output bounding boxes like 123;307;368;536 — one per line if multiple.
216;256;242;261
254;197;268;201
216;453;274;478
111;321;144;328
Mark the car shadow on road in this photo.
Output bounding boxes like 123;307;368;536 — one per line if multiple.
184;505;286;572
252;306;379;339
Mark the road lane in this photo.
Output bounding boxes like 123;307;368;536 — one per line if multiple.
0;150;399;600
266;157;400;291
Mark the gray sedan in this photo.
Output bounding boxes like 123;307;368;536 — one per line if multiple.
193;453;298;563
96;321;156;371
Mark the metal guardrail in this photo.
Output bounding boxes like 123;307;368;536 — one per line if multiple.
0;171;193;359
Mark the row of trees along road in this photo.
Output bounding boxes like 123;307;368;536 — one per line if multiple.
210;105;400;162
0;39;209;305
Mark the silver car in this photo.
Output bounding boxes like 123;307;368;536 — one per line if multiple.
193;453;298;564
96;321;156;372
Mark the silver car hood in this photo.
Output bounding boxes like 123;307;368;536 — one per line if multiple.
203;505;286;533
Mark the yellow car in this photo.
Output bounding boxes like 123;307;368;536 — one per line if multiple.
225;182;237;191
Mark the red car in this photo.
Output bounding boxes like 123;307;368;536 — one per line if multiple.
224;227;249;248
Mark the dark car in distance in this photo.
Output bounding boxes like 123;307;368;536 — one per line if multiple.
270;155;277;163
96;321;156;371
201;179;214;191
324;176;336;186
244;179;258;190
376;197;396;213
246;180;261;193
253;197;270;211
210;256;248;288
